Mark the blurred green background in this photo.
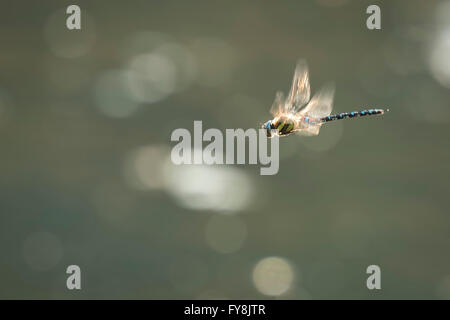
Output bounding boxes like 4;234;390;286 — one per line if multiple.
1;0;450;299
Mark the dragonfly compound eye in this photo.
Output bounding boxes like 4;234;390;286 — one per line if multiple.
261;121;271;137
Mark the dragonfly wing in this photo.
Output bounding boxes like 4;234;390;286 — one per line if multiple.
295;125;321;136
297;83;334;118
269;91;285;117
287;60;311;113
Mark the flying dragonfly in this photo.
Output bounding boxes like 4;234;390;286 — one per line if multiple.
262;60;388;137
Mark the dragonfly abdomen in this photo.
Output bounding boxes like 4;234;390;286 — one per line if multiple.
320;108;386;123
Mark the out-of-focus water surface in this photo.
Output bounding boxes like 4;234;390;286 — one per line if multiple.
1;0;450;299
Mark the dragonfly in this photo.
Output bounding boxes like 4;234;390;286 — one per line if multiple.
262;60;388;138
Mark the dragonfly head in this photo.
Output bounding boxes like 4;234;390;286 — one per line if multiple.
262;120;274;137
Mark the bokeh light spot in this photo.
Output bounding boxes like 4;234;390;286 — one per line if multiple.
252;256;295;296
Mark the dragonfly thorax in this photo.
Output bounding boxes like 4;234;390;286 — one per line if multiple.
266;115;296;137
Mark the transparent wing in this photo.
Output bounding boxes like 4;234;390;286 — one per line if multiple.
292;117;322;136
287;60;311;112
297;83;334;118
269;91;285;117
294;125;321;136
